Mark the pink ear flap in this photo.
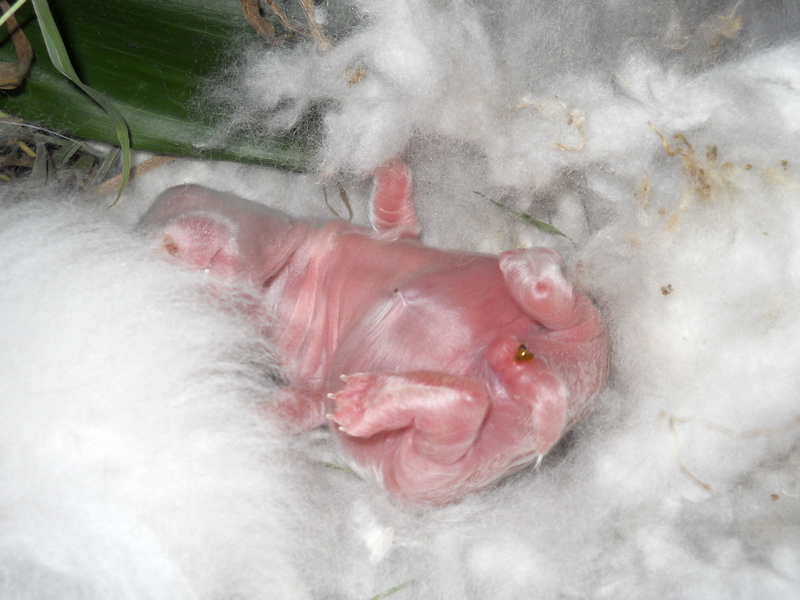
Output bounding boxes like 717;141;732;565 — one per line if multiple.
369;159;420;239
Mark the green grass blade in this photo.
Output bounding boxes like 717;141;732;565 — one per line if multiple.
30;0;130;197
0;0;317;171
29;138;50;183
0;0;27;29
369;580;415;600
474;191;573;243
52;138;82;168
95;146;119;183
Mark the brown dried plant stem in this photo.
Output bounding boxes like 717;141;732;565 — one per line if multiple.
0;0;33;90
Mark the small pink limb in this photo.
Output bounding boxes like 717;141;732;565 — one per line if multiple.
369;159;420;239
328;371;490;465
499;247;597;332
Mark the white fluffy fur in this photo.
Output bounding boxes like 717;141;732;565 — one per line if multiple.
3;0;800;598
0;197;311;599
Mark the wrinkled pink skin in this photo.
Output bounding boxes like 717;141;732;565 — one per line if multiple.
139;161;609;504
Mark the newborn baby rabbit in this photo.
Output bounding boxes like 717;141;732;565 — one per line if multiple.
139;161;609;504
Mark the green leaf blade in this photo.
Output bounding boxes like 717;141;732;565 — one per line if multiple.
0;0;316;171
474;191;573;243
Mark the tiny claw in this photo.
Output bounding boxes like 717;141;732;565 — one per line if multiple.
338;426;348;433
325;413;336;420
327;393;336;400
340;374;350;382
